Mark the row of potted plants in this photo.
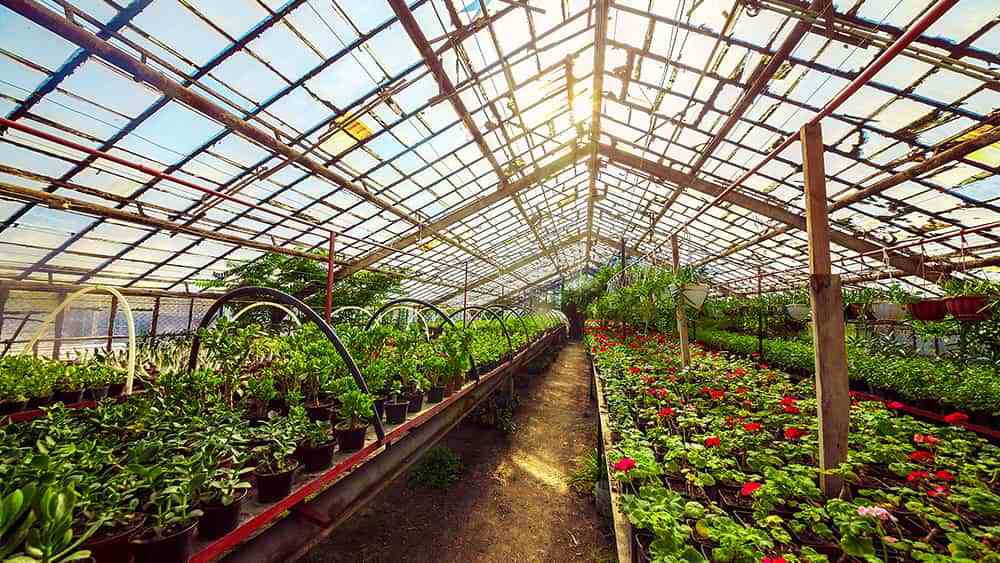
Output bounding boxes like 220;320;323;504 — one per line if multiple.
0;355;129;415
587;322;1000;562
695;328;1000;420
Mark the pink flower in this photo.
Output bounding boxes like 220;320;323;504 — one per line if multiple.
743;422;762;432
913;434;940;446
784;427;806;440
909;450;935;464
934;470;955;481
885;401;905;410
857;505;897;522
943;412;969;425
613;457;636;472
906;470;929;482
704;436;721;448
758;363;769;369
740;482;762;496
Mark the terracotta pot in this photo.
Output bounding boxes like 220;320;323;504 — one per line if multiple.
908;299;947;321
945;296;990;321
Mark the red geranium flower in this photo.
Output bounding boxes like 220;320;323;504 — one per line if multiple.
758;363;769;369
657;407;675;418
762;557;786;563
613;457;636;472
906;470;929;482
744;422;762;432
885;401;905;410
943;412;969;425
779;396;797;407
913;434;940;446
750;352;760;358
934;470;955;481
927;484;950;497
782;405;801;415
629;366;641;374
709;389;726;401
909;450;935;463
704;436;721;448
740;482;762;496
784;427;806;440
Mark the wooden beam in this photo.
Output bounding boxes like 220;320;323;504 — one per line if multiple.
671;235;690;367
597;143;928;281
801;122;849;498
584;0;609;266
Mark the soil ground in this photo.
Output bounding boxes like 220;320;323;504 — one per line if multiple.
301;342;614;563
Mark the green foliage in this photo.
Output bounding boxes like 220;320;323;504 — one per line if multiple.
568;449;606;494
336;390;373;429
407;447;463;490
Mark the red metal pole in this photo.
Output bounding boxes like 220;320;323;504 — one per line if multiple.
325;233;334;323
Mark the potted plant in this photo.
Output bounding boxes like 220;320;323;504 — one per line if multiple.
78;471;144;563
297;419;336;472
194;465;252;540
131;464;204;563
942;277;996;322
672;265;710;312
3;483;103;563
383;380;409;425
336;389;373;452
53;364;86;404
251;416;301;504
871;284;915;321
0;369;28;415
908;297;948;322
423;353;447;404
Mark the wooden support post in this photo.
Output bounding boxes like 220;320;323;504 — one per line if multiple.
671;235;690;367
106;296;118;351
53;291;66;359
801;122;850;497
757;266;764;356
150;297;160;338
186;297;195;332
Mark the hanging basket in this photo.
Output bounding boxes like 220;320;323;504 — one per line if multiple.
681;284;709;311
843;303;865;320
786;304;810;321
907;299;947;322
945;296;990;322
871;302;905;321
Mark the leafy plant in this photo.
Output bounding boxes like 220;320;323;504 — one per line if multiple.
407;447;463;490
336;390;373;430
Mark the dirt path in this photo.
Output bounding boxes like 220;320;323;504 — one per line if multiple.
301;342;613;563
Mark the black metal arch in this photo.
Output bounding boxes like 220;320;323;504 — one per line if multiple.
365;297;480;381
187;286;385;441
485;304;531;345
449;305;514;361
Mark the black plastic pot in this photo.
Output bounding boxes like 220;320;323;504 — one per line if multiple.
406;392;424;413
130;521;196;563
304;401;334;421
84;515;145;563
108;383;126;397
336;426;367;453
255;463;298;504
0;400;26;416
299;440;337;472
373;397;386;420
86;386;110;401
427;386;445;403
385;400;409;424
54;389;84;404
197;490;247;540
26;394;52;409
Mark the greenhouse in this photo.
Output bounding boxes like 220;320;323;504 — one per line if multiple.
0;0;998;561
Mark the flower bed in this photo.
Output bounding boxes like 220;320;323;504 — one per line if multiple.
696;328;1000;421
588;323;1000;562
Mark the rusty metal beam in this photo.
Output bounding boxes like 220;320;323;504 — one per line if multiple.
597;142;935;282
630;0;831;250
584;0;608;266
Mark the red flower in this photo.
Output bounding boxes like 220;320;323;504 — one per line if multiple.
750;352;760;358
736;386;750;394
784;427;807;440
613;457;636;472
782;405;801;415
934;470;955;481
779;396;797;407
704;436;721;448
762;557;786;563
906;470;929;482
709;389;726;401
943;412;969;425
740;482;762;496
913;434;940;446
909;450;935;464
885;401;905;410
743;422;762;432
758;363;769;369
927;484;950;497
629;366;641;374
701;386;711;395
657;407;675;418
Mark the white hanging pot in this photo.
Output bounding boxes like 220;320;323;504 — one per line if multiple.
871;302;905;321
682;284;709;311
786;304;811;321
